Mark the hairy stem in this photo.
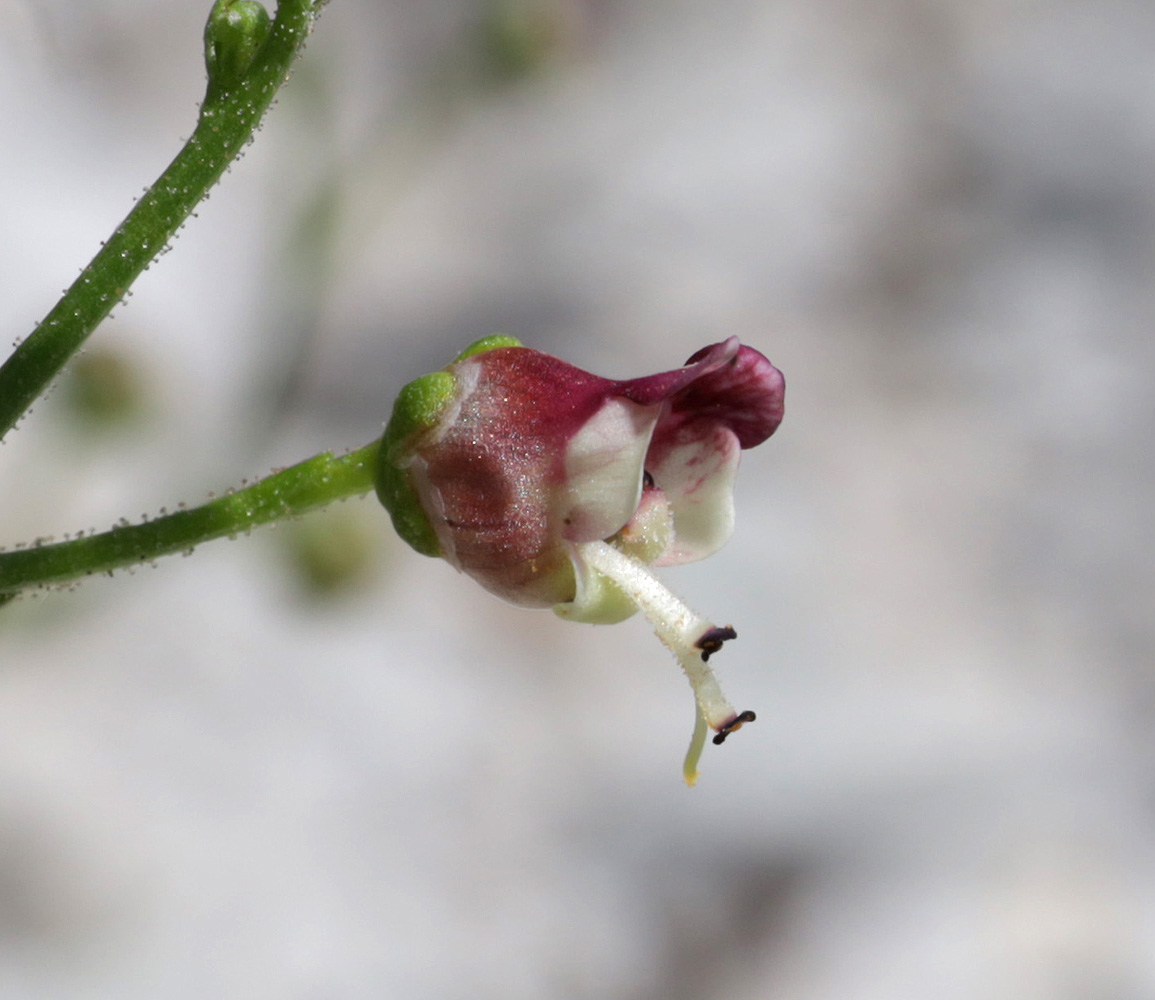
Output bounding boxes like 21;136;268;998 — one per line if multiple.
0;0;324;442
0;442;378;596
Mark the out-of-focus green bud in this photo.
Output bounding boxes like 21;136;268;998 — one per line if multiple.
204;0;272;91
63;346;145;429
481;0;565;81
280;506;380;599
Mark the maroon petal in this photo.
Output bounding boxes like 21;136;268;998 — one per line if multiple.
669;341;785;449
641;340;784;564
614;337;742;408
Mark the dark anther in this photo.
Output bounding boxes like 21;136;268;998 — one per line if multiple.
712;710;756;745
696;625;737;662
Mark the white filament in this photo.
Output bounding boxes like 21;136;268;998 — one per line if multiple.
574;540;739;737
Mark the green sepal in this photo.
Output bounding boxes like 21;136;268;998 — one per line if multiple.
553;569;638;625
374;371;458;558
454;334;522;362
205;1;272;93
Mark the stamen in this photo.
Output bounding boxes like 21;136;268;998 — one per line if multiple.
683;702;709;786
696;625;737;661
712;709;756;745
574;540;755;782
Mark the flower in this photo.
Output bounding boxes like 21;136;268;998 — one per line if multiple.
376;335;785;782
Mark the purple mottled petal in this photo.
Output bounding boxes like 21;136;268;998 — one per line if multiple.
412;346;622;607
639;341;782;563
649;422;741;565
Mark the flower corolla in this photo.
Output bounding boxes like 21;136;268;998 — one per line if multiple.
375;335;784;782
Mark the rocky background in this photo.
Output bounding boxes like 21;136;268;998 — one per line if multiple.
1;1;1153;997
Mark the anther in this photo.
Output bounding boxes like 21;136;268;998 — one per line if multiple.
696;625;737;661
711;710;756;745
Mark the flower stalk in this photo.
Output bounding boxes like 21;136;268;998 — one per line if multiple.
0;443;378;597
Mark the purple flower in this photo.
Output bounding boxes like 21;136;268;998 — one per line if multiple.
376;335;784;782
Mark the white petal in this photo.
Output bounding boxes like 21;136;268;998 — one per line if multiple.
650;424;740;566
560;398;658;543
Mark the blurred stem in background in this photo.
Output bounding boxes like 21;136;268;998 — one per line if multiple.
253;0;579;449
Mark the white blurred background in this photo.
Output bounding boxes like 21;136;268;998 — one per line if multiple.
2;1;1154;997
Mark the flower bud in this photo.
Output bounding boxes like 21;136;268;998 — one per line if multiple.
204;0;272;91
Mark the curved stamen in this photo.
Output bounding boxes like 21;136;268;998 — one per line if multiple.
574;540;754;783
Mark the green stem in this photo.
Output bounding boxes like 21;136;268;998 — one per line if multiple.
0;442;378;596
0;0;324;442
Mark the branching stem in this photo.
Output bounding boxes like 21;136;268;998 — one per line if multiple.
0;0;324;442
